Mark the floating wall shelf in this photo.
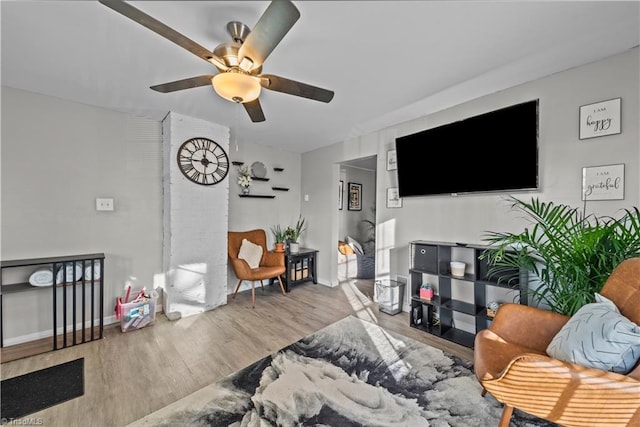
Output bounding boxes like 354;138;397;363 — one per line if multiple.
272;187;289;191
251;177;270;182
273;167;284;172
231;161;244;166
239;194;275;199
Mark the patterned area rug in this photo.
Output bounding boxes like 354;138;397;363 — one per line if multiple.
129;316;554;426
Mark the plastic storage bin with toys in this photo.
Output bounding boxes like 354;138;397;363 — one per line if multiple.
115;287;158;333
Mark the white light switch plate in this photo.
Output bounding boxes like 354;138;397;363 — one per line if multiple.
96;198;114;211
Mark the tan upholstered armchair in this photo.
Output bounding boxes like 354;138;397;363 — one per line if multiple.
474;257;640;427
228;229;286;308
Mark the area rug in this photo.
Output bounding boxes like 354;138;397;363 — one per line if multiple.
129;317;554;426
1;358;84;420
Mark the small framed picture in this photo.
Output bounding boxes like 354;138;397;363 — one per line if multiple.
348;182;362;211
582;164;624;201
386;150;397;171
338;180;344;210
387;187;402;208
579;98;621;140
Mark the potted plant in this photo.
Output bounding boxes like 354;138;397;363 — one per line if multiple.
285;214;306;253
481;196;640;316
270;225;286;253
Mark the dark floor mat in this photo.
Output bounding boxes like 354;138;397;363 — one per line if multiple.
1;358;84;420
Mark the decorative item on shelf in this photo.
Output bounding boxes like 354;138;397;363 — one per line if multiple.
285;214;306;253
251;161;267;179
432;310;440;326
271;225;286;253
419;283;434;300
237;165;252;195
487;301;501;318
450;261;466;277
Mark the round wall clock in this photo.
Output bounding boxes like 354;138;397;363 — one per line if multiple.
177;137;229;186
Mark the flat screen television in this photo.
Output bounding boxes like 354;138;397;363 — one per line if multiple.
395;99;539;197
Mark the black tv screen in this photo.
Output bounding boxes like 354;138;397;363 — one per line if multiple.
395;99;539;197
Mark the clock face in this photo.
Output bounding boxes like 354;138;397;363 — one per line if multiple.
177;138;229;186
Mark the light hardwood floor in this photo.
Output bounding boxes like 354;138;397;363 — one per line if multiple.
1;279;473;426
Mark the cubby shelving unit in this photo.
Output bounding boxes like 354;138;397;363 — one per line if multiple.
408;241;526;348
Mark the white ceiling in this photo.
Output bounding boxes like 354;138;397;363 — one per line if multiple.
2;1;638;154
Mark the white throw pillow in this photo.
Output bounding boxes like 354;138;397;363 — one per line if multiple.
238;238;263;269
346;236;364;255
546;293;640;374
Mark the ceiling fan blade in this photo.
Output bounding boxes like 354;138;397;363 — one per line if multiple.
260;74;334;103
99;0;227;70
243;99;266;122
237;0;300;71
150;75;216;93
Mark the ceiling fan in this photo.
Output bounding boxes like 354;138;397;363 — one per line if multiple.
98;0;334;122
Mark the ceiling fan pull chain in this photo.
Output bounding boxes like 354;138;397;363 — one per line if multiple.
234;103;240;152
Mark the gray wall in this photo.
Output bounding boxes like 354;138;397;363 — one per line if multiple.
0;87;303;342
1;87;164;341
225;139;303;294
2;47;637;341
302;48;640;295
338;166;376;244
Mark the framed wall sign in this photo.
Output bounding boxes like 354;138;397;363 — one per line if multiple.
386;150;397;171
338;180;344;210
386;187;402;208
348;182;362;211
579;98;621;140
582;164;624;201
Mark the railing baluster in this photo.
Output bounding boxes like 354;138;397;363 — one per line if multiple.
53;262;58;350
62;263;67;348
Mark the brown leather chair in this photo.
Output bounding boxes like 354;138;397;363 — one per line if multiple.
474;257;640;427
228;229;286;308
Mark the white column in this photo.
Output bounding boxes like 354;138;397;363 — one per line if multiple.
162;112;230;317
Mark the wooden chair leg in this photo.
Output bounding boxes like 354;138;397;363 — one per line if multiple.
250;281;256;308
260;280;264;290
498;404;514;427
481;387;487;397
276;275;287;296
232;279;243;299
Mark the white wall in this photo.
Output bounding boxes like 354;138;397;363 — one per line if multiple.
162;112;229;317
302;47;640;296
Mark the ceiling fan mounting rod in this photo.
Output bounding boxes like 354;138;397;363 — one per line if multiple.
227;21;251;44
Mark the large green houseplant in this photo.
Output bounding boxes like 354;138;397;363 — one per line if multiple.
482;197;640;316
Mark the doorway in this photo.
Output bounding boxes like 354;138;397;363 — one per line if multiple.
337;155;377;297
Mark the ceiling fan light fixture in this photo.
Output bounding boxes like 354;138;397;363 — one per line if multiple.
212;71;261;103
